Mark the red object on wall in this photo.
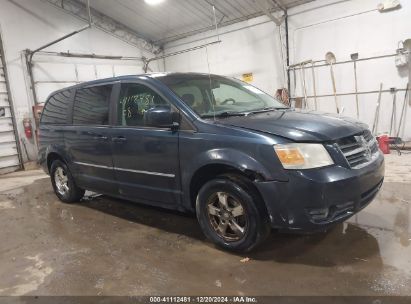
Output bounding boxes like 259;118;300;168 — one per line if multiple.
23;117;33;139
377;135;390;154
33;104;44;144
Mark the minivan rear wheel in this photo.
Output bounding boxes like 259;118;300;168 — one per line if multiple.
196;174;270;252
50;160;85;203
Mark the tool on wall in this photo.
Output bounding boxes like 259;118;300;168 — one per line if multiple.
377;0;401;12
275;88;290;106
397;83;409;138
325;52;339;113
350;53;360;119
389;87;397;136
299;63;308;109
294;97;303;109
288;60;313;109
310;61;318;110
386;83;409;156
395;40;410;68
372;83;383;135
403;39;411;107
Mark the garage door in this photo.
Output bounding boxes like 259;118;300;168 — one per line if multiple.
32;52;147;104
0;35;22;174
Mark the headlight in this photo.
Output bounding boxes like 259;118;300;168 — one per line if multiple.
274;143;334;169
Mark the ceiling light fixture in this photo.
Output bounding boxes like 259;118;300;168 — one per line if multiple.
144;0;165;5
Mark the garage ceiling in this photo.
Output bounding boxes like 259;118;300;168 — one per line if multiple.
81;0;314;46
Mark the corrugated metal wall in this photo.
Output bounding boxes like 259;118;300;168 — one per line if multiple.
0;33;22;174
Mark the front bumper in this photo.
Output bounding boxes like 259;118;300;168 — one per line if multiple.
255;151;385;232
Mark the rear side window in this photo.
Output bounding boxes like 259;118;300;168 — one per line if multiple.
41;90;72;124
73;85;112;125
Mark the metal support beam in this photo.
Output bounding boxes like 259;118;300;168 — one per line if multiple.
285;12;291;94
25;0;94;105
24;50;38;106
33;50;144;61
45;0;160;54
143;41;222;73
288;51;411;70
290;88;410;100
272;0;286;11
255;0;284;26
28;25;91;63
203;0;228;22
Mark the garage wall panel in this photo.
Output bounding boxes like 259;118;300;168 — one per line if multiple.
77;65;96;82
31;55;146;103
0;0;159;162
96;65;115;79
114;65;144;76
35;82;78;104
0;36;21;174
288;0;411;139
164;0;411;140
0;82;7;92
164;15;285;98
34;62;78;81
0;131;17;143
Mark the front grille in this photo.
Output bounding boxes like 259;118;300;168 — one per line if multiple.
336;130;379;169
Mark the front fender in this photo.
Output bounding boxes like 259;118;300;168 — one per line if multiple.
180;147;288;210
192;148;277;181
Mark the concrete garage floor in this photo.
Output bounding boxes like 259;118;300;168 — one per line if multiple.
0;155;410;296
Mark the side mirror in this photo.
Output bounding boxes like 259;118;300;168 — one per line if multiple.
144;105;179;130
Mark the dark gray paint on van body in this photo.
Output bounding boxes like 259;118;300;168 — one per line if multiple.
39;73;384;231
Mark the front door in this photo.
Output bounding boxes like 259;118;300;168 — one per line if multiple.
111;82;180;205
65;83;116;194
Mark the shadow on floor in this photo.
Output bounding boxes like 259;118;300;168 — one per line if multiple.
81;192;382;268
82;194;206;240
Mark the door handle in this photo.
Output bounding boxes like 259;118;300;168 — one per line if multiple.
93;135;108;141
112;136;127;143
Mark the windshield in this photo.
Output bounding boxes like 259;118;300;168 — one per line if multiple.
158;74;287;118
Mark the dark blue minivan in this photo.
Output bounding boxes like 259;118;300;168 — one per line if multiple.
38;73;384;252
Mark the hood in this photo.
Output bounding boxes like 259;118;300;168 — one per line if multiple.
215;109;368;142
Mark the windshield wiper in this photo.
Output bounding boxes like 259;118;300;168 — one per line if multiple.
201;111;247;118
249;106;289;114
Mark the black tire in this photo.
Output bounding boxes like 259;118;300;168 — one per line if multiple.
196;174;270;252
50;160;85;203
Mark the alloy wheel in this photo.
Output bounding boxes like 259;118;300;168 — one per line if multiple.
207;192;248;242
54;167;69;196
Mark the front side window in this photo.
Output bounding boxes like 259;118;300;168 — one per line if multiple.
117;83;170;127
41;90;72;124
73;85;112;125
159;75;286;118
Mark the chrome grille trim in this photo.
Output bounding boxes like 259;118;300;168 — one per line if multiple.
336;130;380;169
343;146;367;157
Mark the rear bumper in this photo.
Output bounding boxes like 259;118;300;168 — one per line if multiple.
255;152;385;232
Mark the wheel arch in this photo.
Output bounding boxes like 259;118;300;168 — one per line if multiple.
47;152;65;172
44;145;70;174
185;148;273;211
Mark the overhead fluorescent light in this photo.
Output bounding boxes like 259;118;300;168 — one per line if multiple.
144;0;165;5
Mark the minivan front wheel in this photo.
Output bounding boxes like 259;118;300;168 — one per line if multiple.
50;160;85;203
196;175;270;252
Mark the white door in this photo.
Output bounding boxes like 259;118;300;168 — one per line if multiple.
0;35;22;174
